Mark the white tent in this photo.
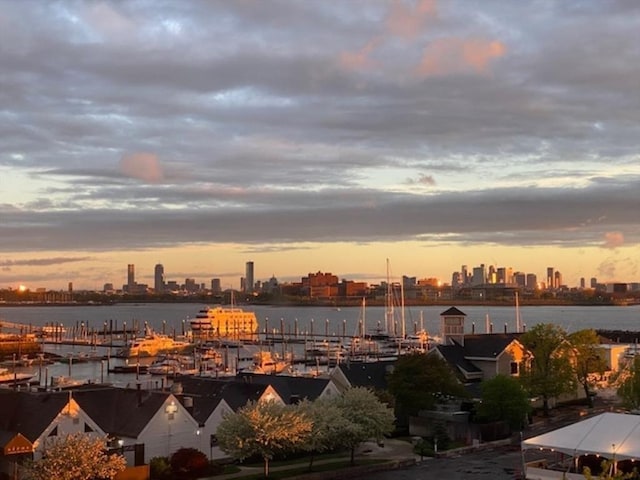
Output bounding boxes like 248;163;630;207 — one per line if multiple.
522;412;640;461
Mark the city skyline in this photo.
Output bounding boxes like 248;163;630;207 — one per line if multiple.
1;1;639;291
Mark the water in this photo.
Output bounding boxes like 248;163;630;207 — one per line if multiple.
1;303;639;387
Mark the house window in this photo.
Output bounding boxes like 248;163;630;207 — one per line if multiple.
73;417;80;425
510;362;519;375
84;423;94;433
48;426;58;437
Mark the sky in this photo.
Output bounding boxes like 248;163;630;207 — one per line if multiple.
1;0;639;291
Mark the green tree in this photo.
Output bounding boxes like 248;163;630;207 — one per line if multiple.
216;400;312;478
583;458;636;479
569;329;608;408
387;352;468;416
23;433;126;480
334;387;395;465
477;374;531;430
520;323;576;416
618;356;640;410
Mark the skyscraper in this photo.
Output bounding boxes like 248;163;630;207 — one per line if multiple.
546;267;555;290
127;264;135;291
245;261;254;293
154;264;165;293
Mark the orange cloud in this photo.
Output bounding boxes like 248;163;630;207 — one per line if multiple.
120;152;164;183
603;231;624;249
416;37;506;77
386;0;437;39
339;36;382;71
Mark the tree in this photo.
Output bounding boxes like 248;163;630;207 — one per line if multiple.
299;397;352;470
216;400;312;478
569;329;608;408
334;387;395;465
520;323;576;416
387;352;468;416
23;433;126;480
618;356;640;410
170;447;209;480
477;374;531;430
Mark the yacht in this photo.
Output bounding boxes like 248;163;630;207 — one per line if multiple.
117;332;191;358
0;367;35;386
247;351;291;375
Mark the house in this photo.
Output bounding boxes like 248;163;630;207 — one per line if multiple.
429;307;530;386
0;389;106;478
330;359;396;393
72;384;200;465
171;375;281;459
236;371;341;403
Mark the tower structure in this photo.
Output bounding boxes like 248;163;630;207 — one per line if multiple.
154;264;165;293
245;261;254;293
440;306;466;345
127;264;135;291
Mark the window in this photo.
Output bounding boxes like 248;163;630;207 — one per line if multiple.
510;362;519;375
84;423;94;433
48;426;58;437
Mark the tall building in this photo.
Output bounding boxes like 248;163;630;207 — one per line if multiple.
554;271;562;289
154;264;165;293
471;264;486;286
580;277;586;289
211;278;222;294
526;273;537;290
245;261;254;294
461;265;469;285
127;264;135;291
546;267;555;290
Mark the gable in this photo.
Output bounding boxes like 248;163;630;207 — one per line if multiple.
2;433;33;455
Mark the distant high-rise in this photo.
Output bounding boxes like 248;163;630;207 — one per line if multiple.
154;264;165;293
211;278;222;294
590;277;598;288
245;261;254;293
127;264;135;291
580;277;586;289
554;271;562;289
471;264;486;286
546;267;555;290
526;273;537;289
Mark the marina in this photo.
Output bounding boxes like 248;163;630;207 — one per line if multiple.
0;303;639;389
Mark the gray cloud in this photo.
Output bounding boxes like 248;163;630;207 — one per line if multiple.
0;0;639;265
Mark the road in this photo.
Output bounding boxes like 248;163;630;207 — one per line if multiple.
365;445;532;480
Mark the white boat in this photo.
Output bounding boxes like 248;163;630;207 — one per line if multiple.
148;355;197;376
190;304;258;342
0;367;35;386
247;351;291;375
117;331;191;358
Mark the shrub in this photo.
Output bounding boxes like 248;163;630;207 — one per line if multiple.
149;456;171;480
170;447;210;480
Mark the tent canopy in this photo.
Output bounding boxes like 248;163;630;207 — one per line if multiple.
522;412;640;461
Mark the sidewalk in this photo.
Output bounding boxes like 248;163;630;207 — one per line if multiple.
204;438;419;480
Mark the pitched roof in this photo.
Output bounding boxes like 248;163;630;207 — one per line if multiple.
336;360;396;391
440;306;466;316
0;390;70;442
72;386;171;438
235;372;331;403
434;344;483;378
173;375;269;423
452;333;523;358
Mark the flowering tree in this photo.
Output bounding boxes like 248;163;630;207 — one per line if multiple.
335;387;395;465
299;397;352;469
23;433;126;480
216;400;312;478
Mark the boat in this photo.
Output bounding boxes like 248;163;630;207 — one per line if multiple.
246;351;291;375
147;355;197;376
117;330;191;358
0;367;36;386
190;304;258;342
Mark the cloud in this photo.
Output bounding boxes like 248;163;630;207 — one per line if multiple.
603;231;624;249
0;257;91;268
416;38;506;77
119;153;165;183
406;174;436;186
386;0;437;39
339;36;383;71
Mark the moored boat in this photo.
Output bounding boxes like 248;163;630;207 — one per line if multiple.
190;304;258;342
117;331;191;358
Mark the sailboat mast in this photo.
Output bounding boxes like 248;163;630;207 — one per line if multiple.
401;280;406;339
385;258;393;335
515;291;521;333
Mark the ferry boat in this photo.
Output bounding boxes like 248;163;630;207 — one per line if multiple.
190;305;259;342
117;332;191;358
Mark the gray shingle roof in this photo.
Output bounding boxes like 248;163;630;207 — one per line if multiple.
336;360;396;391
0;390;70;442
452;333;522;358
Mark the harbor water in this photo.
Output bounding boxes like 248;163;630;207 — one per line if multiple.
1;303;639;387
